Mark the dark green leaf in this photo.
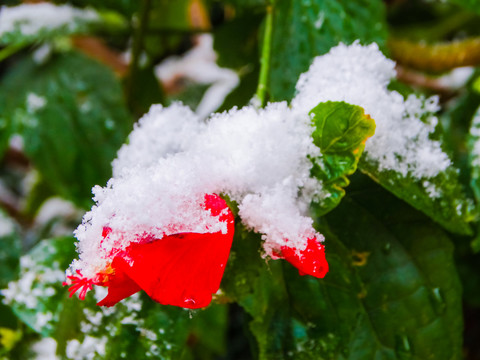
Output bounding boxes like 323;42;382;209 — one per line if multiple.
270;0;388;101
310;101;375;216
0;210;21;289
323;176;463;360
359;159;475;235
223;176;463;359
446;0;480;14
214;14;262;111
0;52;132;208
221;0;266;10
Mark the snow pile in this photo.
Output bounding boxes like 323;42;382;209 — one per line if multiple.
293;42;451;178
71;42;453;280
0;3;98;39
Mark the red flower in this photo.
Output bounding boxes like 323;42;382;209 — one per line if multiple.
65;194;235;309
65;194;328;309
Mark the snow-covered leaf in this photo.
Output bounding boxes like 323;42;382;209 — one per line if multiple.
359;160;475;235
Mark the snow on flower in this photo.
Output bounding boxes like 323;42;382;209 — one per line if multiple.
66;42;451;309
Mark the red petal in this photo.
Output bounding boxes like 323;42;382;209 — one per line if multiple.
96;259;142;307
98;194;234;309
116;229;233;308
281;238;328;278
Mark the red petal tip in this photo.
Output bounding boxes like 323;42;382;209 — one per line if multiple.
281;238;329;278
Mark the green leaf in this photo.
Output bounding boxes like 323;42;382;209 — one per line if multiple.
270;0;388;101
149;0;210;31
322;179;463;360
310;101;375;216
223;176;462;360
359;159;475;235
214;13;263;111
447;0;480;14
0;210;21;289
0;52;132;208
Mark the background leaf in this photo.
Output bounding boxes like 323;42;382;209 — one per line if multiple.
270;0;388;101
0;51;132;208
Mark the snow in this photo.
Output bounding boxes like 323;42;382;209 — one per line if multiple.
70;42;453;283
66;336;107;360
293;41;452;179
437;67;475;89
26;93;46;113
0;3;98;39
32;338;59;360
155;34;239;119
0;211;14;237
32;43;52;64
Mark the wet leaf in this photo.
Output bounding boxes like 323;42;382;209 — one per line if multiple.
310;101;375;216
0;52;132;208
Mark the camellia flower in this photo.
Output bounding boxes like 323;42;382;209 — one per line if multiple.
65;192;328;309
65;194;235;309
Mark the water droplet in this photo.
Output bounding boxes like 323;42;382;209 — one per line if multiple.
382;242;391;254
395;335;413;359
184;297;196;305
430;287;446;315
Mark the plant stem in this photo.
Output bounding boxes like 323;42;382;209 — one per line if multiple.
0;43;27;62
126;0;152;112
255;4;274;108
